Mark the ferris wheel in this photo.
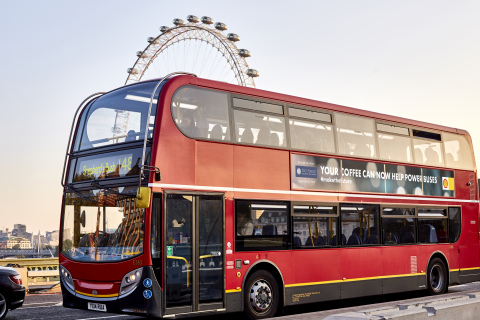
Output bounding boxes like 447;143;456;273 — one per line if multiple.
126;15;259;87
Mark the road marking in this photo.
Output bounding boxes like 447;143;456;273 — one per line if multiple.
22;305;63;309
77;316;129;320
23;302;61;306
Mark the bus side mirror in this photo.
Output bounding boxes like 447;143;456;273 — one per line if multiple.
80;210;86;228
136;187;151;208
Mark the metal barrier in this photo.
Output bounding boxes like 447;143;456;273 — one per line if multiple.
0;258;59;291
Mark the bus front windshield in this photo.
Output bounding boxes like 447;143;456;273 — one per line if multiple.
61;188;144;262
73;81;161;151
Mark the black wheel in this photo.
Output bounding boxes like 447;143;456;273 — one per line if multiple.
427;258;448;295
0;291;8;320
244;270;280;320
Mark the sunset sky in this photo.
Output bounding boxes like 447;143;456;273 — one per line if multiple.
0;0;479;233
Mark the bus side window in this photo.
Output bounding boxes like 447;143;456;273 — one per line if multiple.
171;86;231;142
235;200;290;251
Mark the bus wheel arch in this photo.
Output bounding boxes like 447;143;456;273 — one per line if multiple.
426;252;449;295
242;261;285;319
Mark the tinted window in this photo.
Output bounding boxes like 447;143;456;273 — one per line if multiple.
413;139;444;167
234;110;287;147
382;207;415;245
292;205;338;248
235;200;289;251
418;208;447;243
448;207;461;243
289;119;335;153
341;204;380;246
172;86;231;141
378;133;413;163
443;133;475;170
336;113;377;158
74;82;159;151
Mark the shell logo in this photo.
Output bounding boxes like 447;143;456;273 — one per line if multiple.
442;177;454;191
443;179;449;189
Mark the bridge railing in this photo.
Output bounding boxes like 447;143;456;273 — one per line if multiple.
0;258;59;291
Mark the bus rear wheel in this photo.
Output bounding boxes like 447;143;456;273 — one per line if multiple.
244;270;279;319
427;258;448;295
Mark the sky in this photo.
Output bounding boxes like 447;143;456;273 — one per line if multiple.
0;0;479;234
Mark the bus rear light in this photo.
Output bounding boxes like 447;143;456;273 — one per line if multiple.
119;267;143;297
9;274;22;285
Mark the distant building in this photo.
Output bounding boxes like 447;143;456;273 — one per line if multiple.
46;230;59;247
0;237;32;249
11;224;31;240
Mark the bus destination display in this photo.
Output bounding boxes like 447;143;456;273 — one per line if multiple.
71;148;147;182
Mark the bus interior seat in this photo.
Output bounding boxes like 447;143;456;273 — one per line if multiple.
347;233;362;245
126;130;137;142
367;234;379;244
240;127;254;144
293;236;302;248
270;132;280;146
210;124;223;140
367;227;379;244
419;224;438;243
329;234;346;246
305;236;324;247
256;128;271;145
401;231;415;243
262;225;277;235
391;233;399;244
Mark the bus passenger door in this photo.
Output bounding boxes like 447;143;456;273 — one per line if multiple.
164;193;225;315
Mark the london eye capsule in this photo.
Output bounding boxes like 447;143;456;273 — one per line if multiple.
173;18;185;26
246;69;259;77
159;26;169;33
238;49;251;57
187;15;199;23
214;22;227;31
127;68;138;75
136;51;149;58
201;16;213;24
147;37;159;44
227;33;240;41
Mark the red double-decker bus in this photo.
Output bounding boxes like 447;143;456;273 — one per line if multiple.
59;73;479;319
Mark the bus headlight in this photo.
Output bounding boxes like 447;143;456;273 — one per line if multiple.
119;267;143;297
59;265;75;292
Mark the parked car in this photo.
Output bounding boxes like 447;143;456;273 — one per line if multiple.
0;267;25;319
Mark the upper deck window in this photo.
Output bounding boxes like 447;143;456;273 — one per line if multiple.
377;123;409;136
171;86;231;141
289;107;332;123
336;113;377;159
233;98;283;114
74;81;159;151
413;139;444;167
413;129;441;141
443;133;475;170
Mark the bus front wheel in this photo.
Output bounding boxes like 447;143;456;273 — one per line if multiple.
244;270;279;319
427;258;448;295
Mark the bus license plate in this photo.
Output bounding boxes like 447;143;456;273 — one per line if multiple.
88;302;107;312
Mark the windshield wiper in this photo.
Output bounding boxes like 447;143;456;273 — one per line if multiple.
90;180;137;197
65;186;100;204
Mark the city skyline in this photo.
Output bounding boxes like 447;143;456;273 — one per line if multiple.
1;1;479;233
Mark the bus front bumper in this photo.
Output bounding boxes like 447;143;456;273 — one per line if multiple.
61;267;163;318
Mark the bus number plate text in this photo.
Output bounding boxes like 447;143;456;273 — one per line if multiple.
88;302;107;312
